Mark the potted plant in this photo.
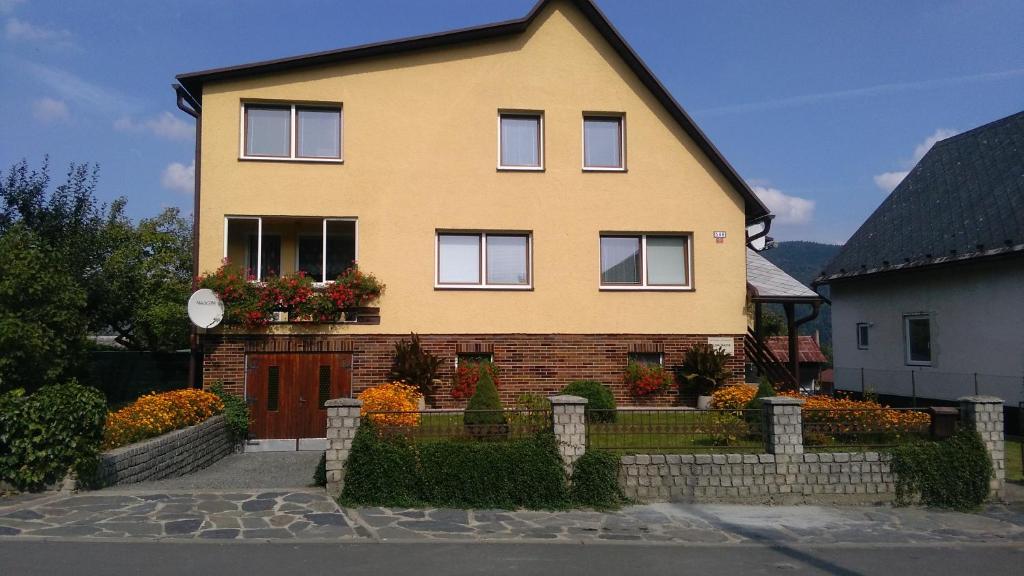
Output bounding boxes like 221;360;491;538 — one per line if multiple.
623;362;674;398
679;343;733;409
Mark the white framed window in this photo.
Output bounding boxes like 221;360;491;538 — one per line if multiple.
225;216;357;282
436;232;532;289
583;114;625;170
599;234;691;290
497;112;543;170
627;352;663;366
856;323;870;350
241;103;342;162
904;314;931;366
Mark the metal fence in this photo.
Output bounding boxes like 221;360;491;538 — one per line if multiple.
833;366;1024;407
802;407;932;450
585;408;766;454
363;408;552;442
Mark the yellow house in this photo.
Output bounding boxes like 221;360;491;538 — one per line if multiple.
174;0;773;445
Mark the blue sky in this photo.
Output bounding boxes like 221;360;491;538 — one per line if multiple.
1;0;1022;243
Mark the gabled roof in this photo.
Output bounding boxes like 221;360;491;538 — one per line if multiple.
765;336;828;364
747;248;822;302
817;110;1024;284
175;0;770;223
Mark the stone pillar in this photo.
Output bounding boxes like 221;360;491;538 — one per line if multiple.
549;395;588;476
324;398;362;498
959;395;1005;499
762;396;805;455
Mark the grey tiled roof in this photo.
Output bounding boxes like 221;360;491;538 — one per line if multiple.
747;248;821;300
817;110;1024;284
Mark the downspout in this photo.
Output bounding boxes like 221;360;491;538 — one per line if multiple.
175;83;202;389
785;301;821;390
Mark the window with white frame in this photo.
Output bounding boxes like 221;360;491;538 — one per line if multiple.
856;323;870;350
904;314;931;365
583;114;624;170
225;217;356;282
436;232;531;288
242;103;342;161
498;112;543;169
599;234;690;289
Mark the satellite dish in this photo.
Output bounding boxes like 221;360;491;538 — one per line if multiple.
188;289;224;329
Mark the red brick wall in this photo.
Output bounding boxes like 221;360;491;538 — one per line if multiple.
200;333;745;408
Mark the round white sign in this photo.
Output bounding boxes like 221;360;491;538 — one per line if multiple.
187;289;224;329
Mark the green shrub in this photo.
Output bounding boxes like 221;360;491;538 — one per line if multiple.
561;380;617;423
891;429;993;510
339;422;420;507
210;382;250;442
313;452;326;487
571;450;623;509
741;377;776;429
464;368;508;438
0;381;107;491
418;433;569;509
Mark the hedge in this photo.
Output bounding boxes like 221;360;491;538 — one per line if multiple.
340;423;569;509
571;450;623;509
0;381;107;492
891;429;993;510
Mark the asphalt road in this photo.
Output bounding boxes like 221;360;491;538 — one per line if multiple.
1;540;1022;576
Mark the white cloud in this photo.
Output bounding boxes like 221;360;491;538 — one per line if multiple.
115;112;193;141
0;0;25;15
873;128;958;191
31;97;69;123
751;185;815;225
4;17;75;48
161;160;195;195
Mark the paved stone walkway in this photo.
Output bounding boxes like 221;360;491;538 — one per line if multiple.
2;490;1023;545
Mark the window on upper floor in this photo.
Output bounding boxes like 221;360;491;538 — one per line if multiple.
498;112;543;170
600;234;691;289
904;314;931;365
242;103;342;161
436;232;531;289
857;323;870;350
225;216;356;282
583;114;625;170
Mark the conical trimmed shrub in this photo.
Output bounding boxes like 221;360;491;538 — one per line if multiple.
463;368;508;439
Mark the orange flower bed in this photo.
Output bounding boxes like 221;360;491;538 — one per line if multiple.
359;382;422;427
711;384;930;439
103;389;224;450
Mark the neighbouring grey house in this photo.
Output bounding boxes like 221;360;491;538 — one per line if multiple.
815;110;1024;409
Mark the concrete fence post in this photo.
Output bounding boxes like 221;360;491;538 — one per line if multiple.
958;395;1005;500
761;396;805;455
324;397;362;498
548;395;588;476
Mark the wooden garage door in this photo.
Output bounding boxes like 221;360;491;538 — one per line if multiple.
246;353;352;439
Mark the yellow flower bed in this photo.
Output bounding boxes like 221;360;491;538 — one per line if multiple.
359;382;422;427
103;389;224;450
711;384;931;437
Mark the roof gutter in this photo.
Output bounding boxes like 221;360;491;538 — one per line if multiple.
746;214;774;250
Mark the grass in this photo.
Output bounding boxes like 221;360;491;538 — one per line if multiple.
587;410;764;454
1008;438;1022;483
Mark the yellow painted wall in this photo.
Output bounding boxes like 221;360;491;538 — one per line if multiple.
197;0;749;335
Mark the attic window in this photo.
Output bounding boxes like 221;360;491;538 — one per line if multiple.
583;114;625;170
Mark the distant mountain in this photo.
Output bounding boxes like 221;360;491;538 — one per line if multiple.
759;241;841;350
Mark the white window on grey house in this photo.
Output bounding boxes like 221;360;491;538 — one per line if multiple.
436;232;531;288
583;115;624;170
856;323;870;349
498;113;542;169
600;234;690;289
243;103;342;161
904;314;931;365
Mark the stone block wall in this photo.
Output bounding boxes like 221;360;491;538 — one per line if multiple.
620;451;895;504
98;415;233;487
959;396;1006;499
201;333;745;407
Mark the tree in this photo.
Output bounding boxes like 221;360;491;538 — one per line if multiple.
94;208;193;351
1;159;194;352
0;226;87;393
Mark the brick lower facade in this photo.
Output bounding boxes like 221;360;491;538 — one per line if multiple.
201;333;745;408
